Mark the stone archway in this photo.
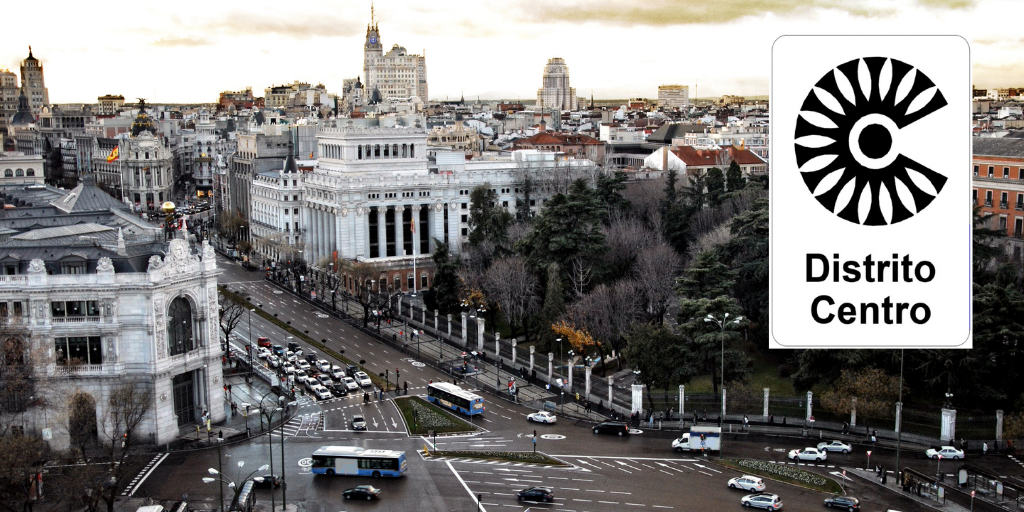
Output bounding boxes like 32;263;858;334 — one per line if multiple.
167;296;195;356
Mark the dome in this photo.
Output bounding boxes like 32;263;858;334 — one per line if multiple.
130;99;158;137
9;87;34;126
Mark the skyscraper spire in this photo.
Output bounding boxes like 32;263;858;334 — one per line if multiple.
371;1;375;27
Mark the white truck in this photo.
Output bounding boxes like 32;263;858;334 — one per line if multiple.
672;426;721;453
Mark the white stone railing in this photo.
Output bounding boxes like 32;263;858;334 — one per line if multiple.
51;315;102;324
0;275;27;283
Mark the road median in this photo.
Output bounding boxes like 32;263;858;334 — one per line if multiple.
715;458;844;494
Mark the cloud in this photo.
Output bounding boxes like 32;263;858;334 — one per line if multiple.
205;11;362;39
973;62;1024;89
516;0;971;26
151;36;210;47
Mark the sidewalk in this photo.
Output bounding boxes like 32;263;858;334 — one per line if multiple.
847;467;972;512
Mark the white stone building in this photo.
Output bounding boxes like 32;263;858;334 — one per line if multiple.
537;58;578;111
250;144;304;263
658;85;690;109
0;151;44;184
362;14;428;103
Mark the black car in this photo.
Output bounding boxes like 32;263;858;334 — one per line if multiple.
346;364;360;378
517;486;554;502
287;342;300;352
305;352;318;364
342;485;380;500
329;382;349;397
824;495;860;510
252;474;280;488
592;421;630;437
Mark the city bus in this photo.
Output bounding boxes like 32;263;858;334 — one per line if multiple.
426;382;485;416
310;446;407;478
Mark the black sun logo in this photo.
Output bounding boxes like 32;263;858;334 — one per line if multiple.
796;57;948;225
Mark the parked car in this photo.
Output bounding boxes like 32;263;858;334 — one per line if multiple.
329;382;349;397
341;376;359;391
312;385;332;400
742;492;783;510
727;475;766;492
517;486;554;503
252;474;280;488
342;485;380;500
824;495;860;510
354;371;372;387
527;411;557;424
271;345;285;356
817;440;852;454
257;337;271;348
925;446;964;459
592;421;630;436
789;447;827;462
317;359;331;372
297;360;311;371
351;414;367;430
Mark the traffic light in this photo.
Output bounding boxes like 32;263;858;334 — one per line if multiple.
534;430;537;438
396;369;400;379
700;434;706;441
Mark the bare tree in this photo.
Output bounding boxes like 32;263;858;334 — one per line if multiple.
601;213;658;274
482;256;539;340
90;382;152;512
0;317;40;435
65;390;98;463
0;431;46;512
219;293;246;346
567;256;593;300
687;224;733;265
621;179;665;233
567;279;644;368
632;243;681;323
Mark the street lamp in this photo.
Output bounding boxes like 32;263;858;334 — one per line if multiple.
704;313;743;430
556;337;563;381
247;308;256;378
203;463;269;510
258;391;284;512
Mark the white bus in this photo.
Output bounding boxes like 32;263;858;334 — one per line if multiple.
310;446;407;478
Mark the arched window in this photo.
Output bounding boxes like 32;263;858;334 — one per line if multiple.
26;169;34;176
167;297;195;356
3;170;11;178
15;169;23;177
392;144;398;158
402;144;407;158
410;144;415;158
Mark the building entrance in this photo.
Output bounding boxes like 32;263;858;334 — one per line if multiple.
173;371;195;426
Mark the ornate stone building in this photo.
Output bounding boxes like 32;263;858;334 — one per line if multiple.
19;47;49;114
0;179;223;448
536;58;578;111
116;102;175;211
362;10;428;103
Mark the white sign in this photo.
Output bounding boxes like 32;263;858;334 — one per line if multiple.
770;35;971;348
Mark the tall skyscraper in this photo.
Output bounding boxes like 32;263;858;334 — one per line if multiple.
20;46;49;113
362;7;428;102
537;58;578;111
0;69;18;136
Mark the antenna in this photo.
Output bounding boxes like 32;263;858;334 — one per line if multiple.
371;1;375;26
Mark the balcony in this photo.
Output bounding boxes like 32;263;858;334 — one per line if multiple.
1016;202;1023;211
51;315;101;324
985;200;993;207
0;275;27;284
1001;201;1009;209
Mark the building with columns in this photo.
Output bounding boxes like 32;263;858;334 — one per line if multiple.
290;118;595;292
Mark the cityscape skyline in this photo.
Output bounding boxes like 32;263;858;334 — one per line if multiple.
2;0;1024;104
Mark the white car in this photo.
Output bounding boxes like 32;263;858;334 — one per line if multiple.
331;365;345;380
294;370;309;385
341;376;360;392
727;475;766;492
317;359;332;372
267;355;281;368
311;385;332;400
256;348;270;359
282;363;296;375
817;440;852;454
297;360;311;371
354;371;372;387
527;411;557;424
741;493;783;510
788;447;827;462
925;446;964;459
316;374;333;387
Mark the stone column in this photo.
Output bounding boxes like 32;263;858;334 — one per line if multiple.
851;397;857;427
476;317;485;352
763;388;769;419
680;385;686;419
330;208;338;258
997;409;1005;442
547;352;554;383
895;402;902;433
460;312;468;345
722;387;727;419
529;346;535;374
434;310;439;334
318;208;326;260
608;376;615;413
941;407;957;443
309;207;318;259
431;202;444;253
567;356;576;392
411;205;422;266
511;340;517;369
393;205;405;258
339;207;351;259
631;383;643;415
806;391;813;422
421;304;426;324
447;313;452;337
377;206;388;258
447;202;461;254
494;332;500;361
585;365;592;402
354;207;367;258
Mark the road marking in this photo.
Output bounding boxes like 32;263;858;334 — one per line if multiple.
447;460;489;512
123;452;169;496
609;491;631;495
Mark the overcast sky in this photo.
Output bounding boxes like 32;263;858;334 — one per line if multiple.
2;0;1022;104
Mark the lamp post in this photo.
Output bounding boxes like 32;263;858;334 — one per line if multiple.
895;348;905;481
258;392;284;512
247;308;255;378
203;462;270;510
556;337;563;382
278;395;287;505
705;313;743;430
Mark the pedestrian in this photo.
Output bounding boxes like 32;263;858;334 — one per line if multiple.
983;442;988;456
404;381;409;394
743;415;748;430
598;399;603;412
1009;439;1015;454
668;407;674;421
782;416;786;426
649;413;654;428
769;414;774;424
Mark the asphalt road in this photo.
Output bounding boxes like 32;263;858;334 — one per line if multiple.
126;256;1011;511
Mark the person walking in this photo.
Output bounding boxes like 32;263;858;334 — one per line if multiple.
983;442;989;456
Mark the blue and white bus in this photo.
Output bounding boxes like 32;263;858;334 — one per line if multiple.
310;446;407;478
426;382;485;416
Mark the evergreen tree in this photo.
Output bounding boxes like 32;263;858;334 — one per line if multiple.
468;184;513;249
676;295;750;397
536;262;565;348
623;323;693;413
726;161;745;192
425;241;462;315
677;249;736;300
706;167;725;204
518;179;606;273
722;198;769;344
596;170;630;218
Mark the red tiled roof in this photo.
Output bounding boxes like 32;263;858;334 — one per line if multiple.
671;145;765;167
516;132;602;146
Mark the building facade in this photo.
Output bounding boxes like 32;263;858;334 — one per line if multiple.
250;144;304;262
658;85;690;109
97;95;125;116
0;151;44;184
0;70;18;138
537;58;578;111
362;16;428;102
19;47;49;114
973;137;1024;241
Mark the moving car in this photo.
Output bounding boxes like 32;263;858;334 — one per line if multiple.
341;376;359;392
257;337;271;348
354;371;372;387
527;411;557;424
252;474;280;488
330;365;345;380
316;374;333;387
788;447;827;462
317;359;331;372
824;495;860;510
342;485;380;500
256;348;270;359
351;414;367;430
346;364;360;378
517;486;554;503
818;440;852;454
925;446;964;459
282;363;295;375
287;341;301;352
312;385;332;400
329;382;349;397
592;421;630;436
272;345;285;356
297;360;311;371
267;355;281;368
727;475;766;492
294;370;309;385
742;493;783;510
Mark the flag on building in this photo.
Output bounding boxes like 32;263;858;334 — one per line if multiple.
106;146;119;163
410;217;415;233
309;151;314;158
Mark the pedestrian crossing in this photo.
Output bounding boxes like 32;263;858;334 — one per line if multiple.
278;412;321;437
550;455;717;476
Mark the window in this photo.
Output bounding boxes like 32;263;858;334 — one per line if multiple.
3;170;10;178
989;166;994;177
26;169;34;176
54;336;103;365
1005;167;1011;178
167;297;195;356
14;169;22;177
